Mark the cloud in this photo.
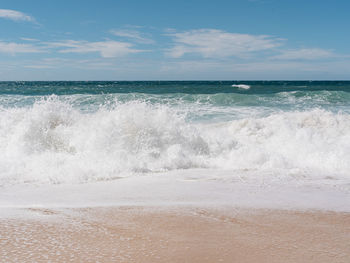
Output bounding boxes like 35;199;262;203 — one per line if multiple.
0;39;146;58
166;29;283;58
0;9;34;22
48;40;145;58
271;48;335;60
21;58;116;70
20;37;39;42
110;29;154;44
0;41;44;54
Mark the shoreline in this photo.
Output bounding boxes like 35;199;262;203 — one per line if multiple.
1;171;349;262
1;206;350;262
1;171;350;213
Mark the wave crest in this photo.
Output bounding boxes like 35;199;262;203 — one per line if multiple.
232;84;250;90
0;96;349;184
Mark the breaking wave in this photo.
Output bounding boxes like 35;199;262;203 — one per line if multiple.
0;95;349;185
231;84;251;90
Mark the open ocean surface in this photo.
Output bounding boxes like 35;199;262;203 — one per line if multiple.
0;81;349;186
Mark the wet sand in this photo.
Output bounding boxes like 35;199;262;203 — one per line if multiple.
1;207;349;262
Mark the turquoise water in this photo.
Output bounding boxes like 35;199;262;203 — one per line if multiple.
1;81;349;95
0;81;349;184
1;81;350;115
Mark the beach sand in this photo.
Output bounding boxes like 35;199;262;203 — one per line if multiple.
1;207;349;262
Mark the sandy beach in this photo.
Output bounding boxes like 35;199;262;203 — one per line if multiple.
1;206;349;263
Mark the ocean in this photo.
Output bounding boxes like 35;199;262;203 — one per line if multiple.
0;81;349;187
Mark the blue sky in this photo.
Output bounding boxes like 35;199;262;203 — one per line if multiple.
0;0;349;80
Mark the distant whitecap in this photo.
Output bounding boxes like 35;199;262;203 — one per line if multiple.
231;84;251;90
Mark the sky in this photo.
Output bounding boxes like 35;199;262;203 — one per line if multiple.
0;0;349;80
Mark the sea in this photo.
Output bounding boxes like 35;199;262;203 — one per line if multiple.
0;81;349;188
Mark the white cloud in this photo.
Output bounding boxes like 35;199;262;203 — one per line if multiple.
49;40;144;58
0;39;145;58
21;58;116;70
110;29;154;44
0;41;43;54
272;48;335;60
20;37;39;42
0;9;34;22
166;29;283;58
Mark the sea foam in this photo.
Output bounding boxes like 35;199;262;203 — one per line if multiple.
0;95;349;185
232;84;251;90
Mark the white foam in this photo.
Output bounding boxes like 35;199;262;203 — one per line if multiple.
1;170;349;213
0;96;349;185
232;84;251;90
